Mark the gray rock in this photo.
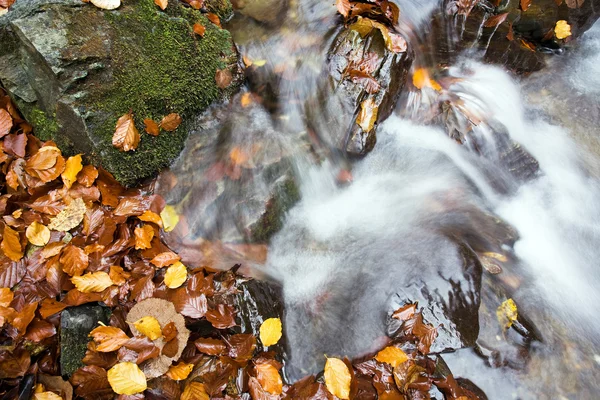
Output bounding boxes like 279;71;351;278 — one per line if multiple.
232;0;287;25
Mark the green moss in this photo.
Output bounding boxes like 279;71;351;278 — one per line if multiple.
205;0;234;21
27;108;59;142
251;178;300;242
81;0;237;185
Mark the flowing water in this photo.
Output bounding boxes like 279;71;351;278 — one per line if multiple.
157;2;600;398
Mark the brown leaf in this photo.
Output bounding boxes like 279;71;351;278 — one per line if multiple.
134;224;154;250
90;326;130;352
70;365;111;396
2;225;23;261
154;0;167;10
161;335;179;358
520;0;531;10
162;321;178;342
25;318;57;342
0;258;26;288
206;304;236;329
63;289;103;306
60;245;89;276
181;382;209;400
193;23;206;37
255;361;283;395
484;12;508;27
159;113;182;132
172;288;207;319
143;119;160;136
392;304;416;321
11;301;38;334
248;376;279;400
0;349;30;379
112;112;140;152
150;251;180;268
227;333;256;362
565;0;584;7
39;298;67;319
194;337;226;355
0;108;13;138
215;69;233;89
4;133;27;158
77;165;99;187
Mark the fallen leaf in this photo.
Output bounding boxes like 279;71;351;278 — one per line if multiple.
33;392;62;400
133;316;162;341
227;334;256;362
134;224;154;250
39;298;67;319
349;17;407;53
77;164;99;187
144;119;160;136
356;98;378;132
90;326;130;352
138;210;163;226
0;287;13;307
165;362;194;381
375;346;408;368
497;298;518;330
215;69;233;89
173;290;207;319
555;20;572;39
26;221;51;246
412;68;442;91
206;304;236;329
164;261;187;289
2;225;23;262
194;337;226;355
71;271;114;293
206;12;221;27
90;0;120;10
60;245;89;277
154;0;167;10
11;301;38;334
259;317;282;347
193;23;206;37
336;0;351;17
324;357;351;400
62;155;83;189
392;303;416;321
25;319;57;342
112;112;140;152
160;205;179;232
520;0;531;10
0;108;13;138
159;113;182;132
107;362;147;395
566;0;585;7
109;265;130;286
181;382;209;400
484;12;508;28
255;362;283;395
150;251;180;267
240;92;253;107
48;197;87;232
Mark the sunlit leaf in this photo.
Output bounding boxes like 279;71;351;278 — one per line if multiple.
255;362;283;395
112;112;140;152
90;326;130;352
375;346;408;368
107;362;147;395
259;317;282;347
26;221;51;247
1;225;23;261
324;357;351;400
133;316;162;341
160;205;179;233
181;382;209;400
165;362;194;381
164;261;187;289
159;113;182;132
497;298;518;330
61;154;83;189
48;197;87;232
555;20;572;39
71;271;114;293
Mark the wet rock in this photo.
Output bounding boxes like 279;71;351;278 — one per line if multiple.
17;375;35;400
0;0;241;186
232;0;287;25
59;304;111;377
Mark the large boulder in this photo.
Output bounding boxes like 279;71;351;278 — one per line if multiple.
0;0;242;186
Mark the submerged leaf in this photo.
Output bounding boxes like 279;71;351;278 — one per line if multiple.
497;298;518;330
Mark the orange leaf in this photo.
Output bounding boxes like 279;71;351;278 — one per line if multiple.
138;210;163;227
0;288;13;307
375;346;408;368
150;251;180;268
412;68;442;91
112;112;140;152
356;98;378;133
0;108;13;138
206;12;221;27
484;12;508;28
11;301;38;334
134;224;154;250
229;146;250;166
90;326;130;352
60;245;89;276
193;23;206;37
520;0;531;11
255;362;283;395
181;382;209;400
154;0;167;10
77;165;99;187
144;119;160;136
71;271;114;293
165;362;194;381
109;265;130;286
1;225;23;262
240;92;253;107
39;298;67;319
61;154;83;189
159;113;182;132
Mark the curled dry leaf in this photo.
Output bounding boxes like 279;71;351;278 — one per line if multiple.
26;221;51;247
356;98;378;133
2;225;23;262
255;362;283;395
555;20;572;39
89;326;130;352
143;119;160;136
160;205;179;233
181;382;209;400
48;197;86;232
259;317;282;347
324;357;351;400
71;271;114;293
112;112;140;152
154;0;167;10
165;362;194;381
375;346;408;368
193;23;206;37
90;0;120;10
107;362;147;395
215;69;233;89
62;155;83;189
133;316;162;341
0;108;13;138
159;113;182;132
164;261;187;289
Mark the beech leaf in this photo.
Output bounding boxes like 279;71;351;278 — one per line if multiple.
133;316;162;341
159;113;182;132
181;382;209;400
144;119;160;136
2;225;23;261
90;326;130;352
0;108;13;138
555;20;572;39
71;271;114;293
255;362;283;395
375;346;408;368
259;317;282;347
356;98;378;133
62;154;83;189
324;357;351;400
107;362;147;395
48;197;87;232
26;221;51;247
497;298;518;330
164;261;187;289
154;0;167;10
160;205;179;232
165;362;193;381
112;112;140;152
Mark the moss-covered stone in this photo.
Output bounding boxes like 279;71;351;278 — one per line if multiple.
205;0;234;21
250;177;300;242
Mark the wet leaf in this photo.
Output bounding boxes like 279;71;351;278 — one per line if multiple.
133;316;162;341
0;108;12;138
497;298;518;330
349;17;407;53
392;304;416;321
25;319;57;342
160;205;179;232
134;224;154;250
11;301;37;333
566;0;585;7
412;68;442;91
48;198;87;232
90;0;121;10
206;12;221;27
356;98;378;132
39;298;67;319
2;225;23;261
164;261;187;289
90;326;130;352
555;20;572;39
154;0;167;10
259;317;282;347
0;287;13;307
484;12;508;27
181;382;209;400
71;271;114;293
206;304;236;329
138;210;163;227
159;113;182;132
33;392;62;400
77;165;99;187
62;155;83;189
107;362;147;395
520;0;531;11
375;346;408;368
26;221;51;246
215;69;233;89
173;289;207;319
144;119;160;136
165;362;193;381
255;362;283;395
112;112;140;152
324;357;351;400
150;251;180;267
162;321;178;342
109;265;130;286
193;23;206;37
194;337;226;355
60;245;89;277
228;333;256;362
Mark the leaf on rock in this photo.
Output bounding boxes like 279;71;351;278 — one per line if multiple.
173;289;207;319
2;225;23;261
107;362;147;395
349;17;407;53
164;261;187;289
159;113;182;132
133;316;162;341
412;68;442;91
138;210;163;227
259;317;282;347
193;23;206;37
227;334;256;362
160;205;179;232
90;326;130;352
392;303;416;321
206;304;236;329
165;362;194;381
134;224;154;250
48;197;87;232
71;271;114;293
154;0;167;10
0;108;13;138
143;119;160;136
497;298;518;330
520;0;531;11
112;112;140;152
324;357;351;400
484;12;508;28
62;154;83;189
215;69;233;89
206;12;221;27
356;98;378;133
375;346;408;368
60;245;89;277
555;20;572;39
255;362;283;395
181;382;209;400
26;221;51;247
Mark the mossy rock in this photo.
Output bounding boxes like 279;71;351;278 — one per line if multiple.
0;0;242;186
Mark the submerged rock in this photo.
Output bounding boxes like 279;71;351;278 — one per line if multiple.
0;0;241;185
59;304;111;377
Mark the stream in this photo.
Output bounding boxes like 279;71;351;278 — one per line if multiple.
156;1;600;398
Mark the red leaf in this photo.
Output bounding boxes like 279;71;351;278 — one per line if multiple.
484;12;508;27
3;133;27;157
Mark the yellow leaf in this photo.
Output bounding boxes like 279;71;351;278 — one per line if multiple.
259;317;282;347
356;98;378;132
26;222;51;247
375;346;408;368
255;362;283;395
324;357;351;400
48;197;87;232
34;383;45;393
412;68;442;91
496;298;518;330
166;362;194;381
107;362;147;395
133;316;162;340
61;154;83;189
138;210;163;227
1;225;23;262
181;382;209;400
34;392;63;400
349;17;407;53
555;20;572;40
160;205;179;232
164;261;187;289
0;288;13;307
90;326;130;352
71;271;114;293
253;59;267;67
112;112;140;152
